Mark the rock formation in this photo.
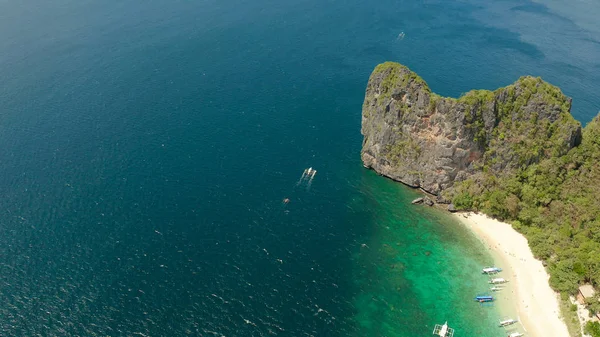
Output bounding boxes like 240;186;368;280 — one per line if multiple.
361;62;582;201
360;62;600;300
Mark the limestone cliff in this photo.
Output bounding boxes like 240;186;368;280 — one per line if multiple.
361;62;582;199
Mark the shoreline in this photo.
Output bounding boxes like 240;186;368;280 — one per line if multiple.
453;212;570;337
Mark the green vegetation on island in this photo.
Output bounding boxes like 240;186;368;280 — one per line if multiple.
361;62;600;329
448;110;600;296
586;321;600;337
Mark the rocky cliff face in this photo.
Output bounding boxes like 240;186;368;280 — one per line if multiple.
361;62;582;199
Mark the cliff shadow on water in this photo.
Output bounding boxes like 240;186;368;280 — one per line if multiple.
348;169;506;337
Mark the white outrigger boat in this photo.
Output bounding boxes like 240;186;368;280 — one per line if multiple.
490;285;504;291
489;277;509;284
304;167;317;178
508;332;524;337
499;318;518;327
482;267;502;274
433;321;454;337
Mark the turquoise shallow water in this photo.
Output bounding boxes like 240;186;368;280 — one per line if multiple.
0;0;598;336
349;171;505;337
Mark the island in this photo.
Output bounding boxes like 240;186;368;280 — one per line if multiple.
361;62;600;337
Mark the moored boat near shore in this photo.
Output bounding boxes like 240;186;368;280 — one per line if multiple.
474;295;494;303
499;318;518;327
432;321;454;337
482;267;502;274
455;212;571;337
489;278;508;284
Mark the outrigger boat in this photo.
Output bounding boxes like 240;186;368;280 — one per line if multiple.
475;295;494;303
433;321;454;337
489;278;508;284
490;286;504;292
482;267;502;274
507;332;524;337
303;167;317;178
499;318;518;327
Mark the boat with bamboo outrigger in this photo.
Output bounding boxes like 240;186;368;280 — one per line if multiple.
482;267;502;274
433;321;454;337
499;318;518;327
490;285;504;292
507;332;524;337
489;277;509;284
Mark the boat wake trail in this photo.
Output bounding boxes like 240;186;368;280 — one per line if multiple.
296;167;317;190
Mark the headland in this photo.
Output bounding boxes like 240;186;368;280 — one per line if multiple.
360;61;600;337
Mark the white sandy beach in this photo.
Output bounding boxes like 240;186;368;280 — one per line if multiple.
455;212;570;337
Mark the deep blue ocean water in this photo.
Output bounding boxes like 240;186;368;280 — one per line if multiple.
0;0;598;336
